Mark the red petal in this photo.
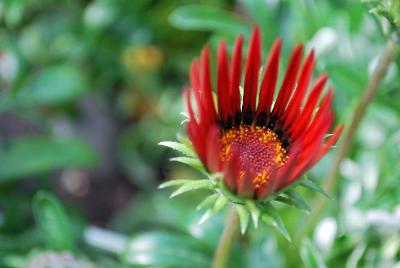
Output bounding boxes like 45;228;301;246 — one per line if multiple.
283;50;315;129
217;41;230;123
190;60;206;123
273;44;303;116
223;147;241;193
256;38;282;116
230;35;244;117
200;47;217;124
242;26;261;117
289;74;328;140
206;125;222;173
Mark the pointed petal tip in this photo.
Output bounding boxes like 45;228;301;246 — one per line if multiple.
252;25;261;34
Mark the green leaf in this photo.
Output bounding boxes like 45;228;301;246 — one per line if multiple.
246;201;261;229
169;5;246;32
15;64;87;106
261;206;291;242
196;193;220;211
158;179;195;189
213;195;228;212
236;205;249;234
285;190;311;213
170;179;213;198
300;179;331;199
198;209;214;225
0;137;96;182
159;141;196;158
170;156;205;172
300;239;327;268
32;191;74;251
121;231;212;268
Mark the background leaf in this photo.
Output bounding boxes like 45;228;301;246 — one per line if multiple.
0;137;96;181
169;5;246;32
121;231;212;268
32;191;75;251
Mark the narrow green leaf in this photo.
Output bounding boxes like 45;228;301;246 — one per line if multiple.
300;239;327;268
246;201;260;229
300;179;331;199
196;194;220;211
32;191;74;251
169;5;246;32
170;180;212;198
180;112;190;125
158;179;195;189
198;209;214;225
285;190;311;213
274;196;309;213
236;205;249;234
170;157;205;171
213;195;228;212
180;111;189;119
159;141;196;158
261;206;291;242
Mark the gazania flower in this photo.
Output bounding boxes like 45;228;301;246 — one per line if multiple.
184;26;343;200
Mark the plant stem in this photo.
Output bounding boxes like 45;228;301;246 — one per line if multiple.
296;40;398;241
212;206;239;268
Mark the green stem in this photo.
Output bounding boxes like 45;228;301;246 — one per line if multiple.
296;40;398;241
211;206;239;268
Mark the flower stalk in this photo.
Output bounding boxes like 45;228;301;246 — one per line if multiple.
212;206;240;268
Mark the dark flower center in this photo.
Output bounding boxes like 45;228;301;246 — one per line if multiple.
220;125;288;189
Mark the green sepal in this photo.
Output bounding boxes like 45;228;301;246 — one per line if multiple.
214;195;228;212
158;179;195;189
246;201;260;229
285;190;311;213
235;205;249;235
261;205;291;242
180;112;189;125
169;179;213;198
196;193;220;211
170;156;205;172
198;209;214;225
176;134;194;150
195;194;229;225
300;179;331;199
274;195;309;213
159;141;196;158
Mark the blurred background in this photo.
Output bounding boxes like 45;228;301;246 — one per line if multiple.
0;0;399;267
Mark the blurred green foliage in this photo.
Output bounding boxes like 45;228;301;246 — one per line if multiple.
0;0;399;267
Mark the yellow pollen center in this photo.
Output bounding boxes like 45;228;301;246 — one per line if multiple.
220;125;288;190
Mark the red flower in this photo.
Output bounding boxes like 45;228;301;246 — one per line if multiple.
185;26;343;199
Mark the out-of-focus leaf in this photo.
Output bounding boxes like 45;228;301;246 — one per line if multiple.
4;0;26;27
169;5;246;32
0;137;95;181
300;239;327;268
245;233;284;268
32;191;74;251
121;231;212;268
0;229;41;254
14;64;87;106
